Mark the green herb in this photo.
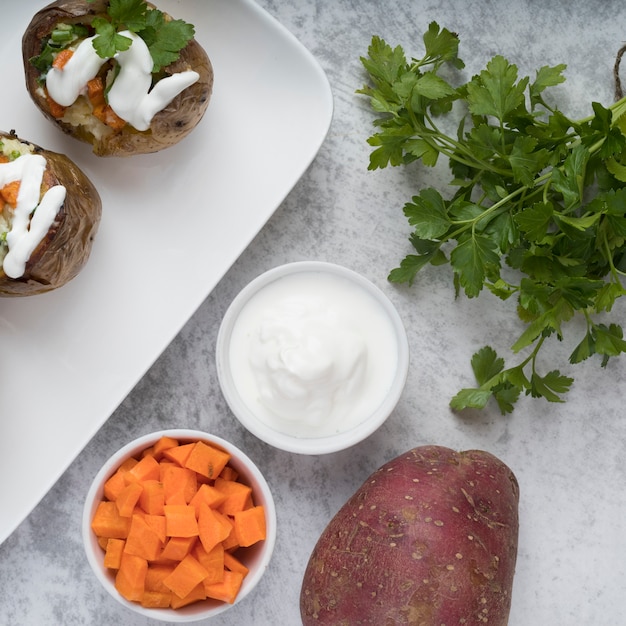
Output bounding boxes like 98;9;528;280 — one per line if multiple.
90;0;195;72
358;22;626;414
30;23;89;73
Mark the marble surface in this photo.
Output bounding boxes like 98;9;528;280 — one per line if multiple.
2;1;626;624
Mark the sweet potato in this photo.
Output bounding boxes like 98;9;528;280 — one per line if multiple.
300;445;519;625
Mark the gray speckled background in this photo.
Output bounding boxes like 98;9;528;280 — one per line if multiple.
2;1;626;624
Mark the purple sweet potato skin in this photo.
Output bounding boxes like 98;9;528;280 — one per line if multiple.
300;445;519;625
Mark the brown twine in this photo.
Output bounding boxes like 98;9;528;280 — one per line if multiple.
614;43;626;100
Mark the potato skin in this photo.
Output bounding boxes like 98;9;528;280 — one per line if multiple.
300;445;519;626
22;0;214;157
0;131;101;296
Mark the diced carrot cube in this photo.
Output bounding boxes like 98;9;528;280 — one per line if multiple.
126;454;161;484
234;505;266;547
215;478;253;516
103;470;127;502
144;513;167;544
91;501;132;539
185;441;231;479
193;542;225;585
160;536;197;561
103;538;125;570
197;503;231;553
169;582;207;609
152;436;179;460
162;442;196;467
221;516;239;551
163;554;210;599
218;466;239;481
1;181;20;207
145;563;175;593
115;552;148;602
115;481;143;518
164;504;199;538
141;590;172;608
162;466;197;504
189;483;227;516
223;551;249;577
139;480;165;516
52;49;73;69
124;514;163;561
204;570;244;604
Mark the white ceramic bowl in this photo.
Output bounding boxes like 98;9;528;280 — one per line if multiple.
82;429;276;622
216;261;409;454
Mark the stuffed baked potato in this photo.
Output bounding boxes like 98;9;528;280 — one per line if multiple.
22;0;214;157
0;130;101;296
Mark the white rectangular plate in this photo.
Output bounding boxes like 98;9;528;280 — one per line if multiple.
0;0;333;544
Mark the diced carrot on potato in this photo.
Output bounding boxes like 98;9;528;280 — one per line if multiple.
204;570;244;604
234;505;267;548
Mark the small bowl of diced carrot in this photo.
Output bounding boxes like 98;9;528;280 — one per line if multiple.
82;429;277;622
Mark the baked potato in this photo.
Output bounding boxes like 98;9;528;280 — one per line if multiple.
0;130;101;296
22;0;214;157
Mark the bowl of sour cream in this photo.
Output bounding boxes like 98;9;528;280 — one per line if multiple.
215;261;409;454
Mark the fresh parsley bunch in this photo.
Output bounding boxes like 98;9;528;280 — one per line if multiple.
358;22;626;414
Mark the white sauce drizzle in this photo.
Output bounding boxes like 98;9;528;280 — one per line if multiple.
0;154;66;279
46;31;200;131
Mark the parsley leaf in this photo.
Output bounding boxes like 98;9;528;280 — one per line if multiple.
359;22;626;413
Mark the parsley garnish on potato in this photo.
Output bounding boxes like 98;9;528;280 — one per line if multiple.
358;22;626;413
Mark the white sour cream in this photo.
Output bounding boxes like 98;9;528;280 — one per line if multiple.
227;270;401;438
46;31;200;131
0;154;66;278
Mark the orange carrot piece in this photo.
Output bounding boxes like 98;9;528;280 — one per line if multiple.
214;478;253;516
143;513;167;544
162;465;198;504
103;538;126;570
52;49;73;69
97;536;109;550
223;551;249;577
124;514;163;561
193;542;225;586
103;470;127;502
169;582;207;609
197;503;231;553
119;457;139;472
145;563;175;593
46;92;67;118
218;466;239;482
185;441;231;479
162;442;195;467
160;536;197;561
189;483;227;516
139;480;165;516
1;181;20;207
152;436;179;460
163;554;210;599
115;481;143;518
164;504;199;538
221;516;239;551
204;570;244;604
234;505;266;547
115;552;148;602
91;501;132;538
141;590;172;608
86;76;105;105
126;454;160;484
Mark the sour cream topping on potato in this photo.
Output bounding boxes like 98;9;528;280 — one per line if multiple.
46;31;200;131
0;154;66;278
